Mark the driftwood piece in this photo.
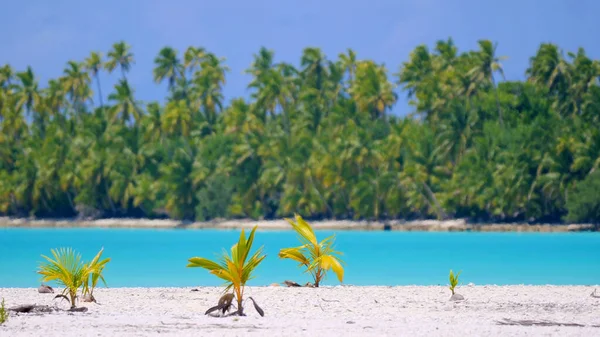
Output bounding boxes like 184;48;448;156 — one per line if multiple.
9;304;88;314
496;318;589;327
283;280;301;287
283;280;316;288
68;307;88;312
9;304;56;314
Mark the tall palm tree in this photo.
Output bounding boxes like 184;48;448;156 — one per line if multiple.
62;61;92;113
183;46;206;74
43;79;67;118
153;46;183;90
338;48;358;83
0;64;15;89
105;41;134;80
469;40;507;125
350;61;397;120
526;43;571;92
84;52;105;108
108;79;142;124
14;66;42;117
300;47;328;90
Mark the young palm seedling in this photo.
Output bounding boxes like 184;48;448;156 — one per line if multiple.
187;225;266;317
82;248;110;303
449;269;464;301
279;214;344;287
0;298;7;325
38;247;111;310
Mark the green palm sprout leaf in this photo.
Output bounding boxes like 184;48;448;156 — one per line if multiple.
187;225;266;315
278;214;344;287
449;269;462;295
83;247;111;298
37;247;111;308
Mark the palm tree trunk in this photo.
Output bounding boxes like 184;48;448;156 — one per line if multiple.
423;181;446;220
95;74;104;108
103;179;116;214
492;76;504;126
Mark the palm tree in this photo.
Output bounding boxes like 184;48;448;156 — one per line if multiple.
183;46;206;74
246;47;276;87
108;79;142;124
105;41;134;80
0;64;14;89
338;48;358;83
350;61;397;120
84;52;105;108
43;79;67;118
300;47;328;90
153;46;183;90
14;66;42;117
469;40;507;125
526;43;571;92
62;61;92;113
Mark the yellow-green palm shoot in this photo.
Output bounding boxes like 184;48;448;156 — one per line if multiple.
83;248;110;301
187;225;266;316
449;269;461;295
0;298;7;325
38;247;111;308
278;214;344;287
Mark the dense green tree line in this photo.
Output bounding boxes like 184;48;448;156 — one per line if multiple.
1;39;599;223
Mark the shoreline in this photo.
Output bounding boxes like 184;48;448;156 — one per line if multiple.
0;216;597;232
1;286;599;336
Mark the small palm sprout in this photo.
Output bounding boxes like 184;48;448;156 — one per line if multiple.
279;214;344;287
449;269;462;295
0;298;7;325
187;225;266;317
82;248;110;302
37;247;111;309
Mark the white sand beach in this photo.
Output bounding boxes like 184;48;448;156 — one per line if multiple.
1;285;599;336
0;216;596;232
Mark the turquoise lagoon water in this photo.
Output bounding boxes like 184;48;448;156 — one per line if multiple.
0;228;599;287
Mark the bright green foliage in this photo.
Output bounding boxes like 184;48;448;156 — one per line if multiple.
449;269;461;295
37;248;111;308
279;214;344;287
187;225;266;315
566;171;600;229
0;298;7;325
1;40;600;225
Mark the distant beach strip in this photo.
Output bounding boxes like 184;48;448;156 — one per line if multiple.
0;217;596;232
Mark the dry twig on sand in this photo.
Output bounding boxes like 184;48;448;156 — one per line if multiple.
8;304;88;314
496;318;596;328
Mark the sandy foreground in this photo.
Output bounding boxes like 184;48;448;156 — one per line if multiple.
1;286;599;337
0;216;596;232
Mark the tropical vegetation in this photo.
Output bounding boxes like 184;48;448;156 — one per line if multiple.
187;225;266;316
37;247;111;308
279;214;344;287
1;39;599;224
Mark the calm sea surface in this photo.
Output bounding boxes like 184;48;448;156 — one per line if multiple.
0;228;599;287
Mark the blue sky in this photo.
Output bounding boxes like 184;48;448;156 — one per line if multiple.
1;0;599;116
